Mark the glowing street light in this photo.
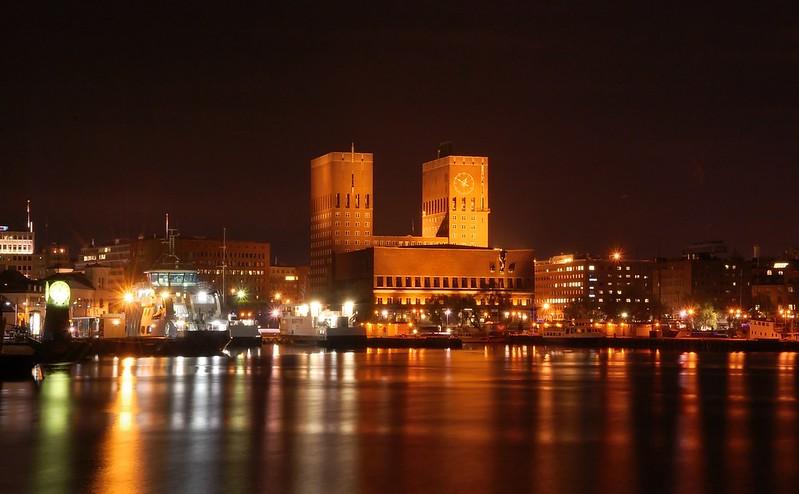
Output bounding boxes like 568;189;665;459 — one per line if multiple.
123;292;134;304
236;289;247;301
611;251;622;262
444;308;451;327
381;309;389;319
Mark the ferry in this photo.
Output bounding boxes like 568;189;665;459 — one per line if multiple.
540;325;604;339
116;267;231;355
745;320;782;341
278;303;367;348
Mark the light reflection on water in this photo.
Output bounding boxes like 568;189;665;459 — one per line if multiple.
0;346;798;493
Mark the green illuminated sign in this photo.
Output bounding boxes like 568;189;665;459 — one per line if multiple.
46;281;71;307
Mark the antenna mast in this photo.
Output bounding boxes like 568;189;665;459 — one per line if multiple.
26;200;33;233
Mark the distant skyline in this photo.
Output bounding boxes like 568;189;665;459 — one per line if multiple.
4;3;798;263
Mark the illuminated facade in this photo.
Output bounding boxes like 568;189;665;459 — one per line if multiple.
0;224;36;277
750;260;797;315
335;246;534;323
653;254;751;315
269;265;309;304
78;236;270;303
535;254;653;321
177;238;270;303
422;155;489;247
310;151;374;294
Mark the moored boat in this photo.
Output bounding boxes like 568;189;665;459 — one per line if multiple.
278;303;367;348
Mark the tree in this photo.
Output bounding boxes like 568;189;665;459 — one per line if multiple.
694;303;718;330
563;301;607;323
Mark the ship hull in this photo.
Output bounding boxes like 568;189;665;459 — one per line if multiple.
28;330;231;362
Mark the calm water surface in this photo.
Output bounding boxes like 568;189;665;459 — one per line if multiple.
1;346;798;494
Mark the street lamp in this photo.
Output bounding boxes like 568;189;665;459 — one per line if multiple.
444;308;451;328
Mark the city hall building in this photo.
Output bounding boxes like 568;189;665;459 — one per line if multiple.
334;246;534;322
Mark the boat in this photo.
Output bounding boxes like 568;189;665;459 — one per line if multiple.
115;267;231;355
278;303;367;348
0;338;37;379
538;324;604;345
228;317;263;346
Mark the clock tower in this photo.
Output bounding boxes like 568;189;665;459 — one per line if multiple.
421;154;489;247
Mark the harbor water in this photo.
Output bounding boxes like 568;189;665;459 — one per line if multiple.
1;346;798;493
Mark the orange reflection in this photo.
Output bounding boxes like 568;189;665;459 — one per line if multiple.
93;356;141;493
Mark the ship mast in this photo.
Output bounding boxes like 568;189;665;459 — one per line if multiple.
221;227;227;306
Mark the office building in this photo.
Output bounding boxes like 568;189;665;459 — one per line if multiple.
335;246;534;324
535;254;653;321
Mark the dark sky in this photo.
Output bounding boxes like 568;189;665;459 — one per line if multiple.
3;2;798;264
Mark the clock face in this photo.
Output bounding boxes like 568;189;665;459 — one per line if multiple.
47;280;71;307
453;172;475;195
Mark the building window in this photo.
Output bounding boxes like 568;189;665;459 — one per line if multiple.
346;194;350;208
395;276;402;287
336;193;340;208
452;277;459;288
424;277;431;288
366;194;370;208
415;277;421;288
386;277;393;287
405;276;412;287
376;276;384;287
356;194;360;208
434;278;440;288
471;278;477;288
452;197;457;210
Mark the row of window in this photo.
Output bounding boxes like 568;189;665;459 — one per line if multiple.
0;244;34;253
335;192;371;209
376;297;531;306
376;275;529;289
1;255;33;261
334;211;370;219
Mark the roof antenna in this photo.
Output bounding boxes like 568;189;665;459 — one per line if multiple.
26;199;33;233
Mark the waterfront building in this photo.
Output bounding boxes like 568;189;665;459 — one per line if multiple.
334;246;534;326
77;236;270;304
535;253;653;321
0;203;36;277
269;264;309;304
751;259;798;317
422;154;489;247
309;150;374;295
652;244;752;315
0;269;44;333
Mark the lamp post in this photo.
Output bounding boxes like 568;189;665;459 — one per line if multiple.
444;308;451;329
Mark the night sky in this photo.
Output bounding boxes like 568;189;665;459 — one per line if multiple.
3;3;798;264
